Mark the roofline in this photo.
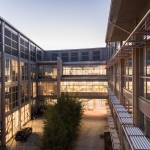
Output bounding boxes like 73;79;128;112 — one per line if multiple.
45;47;106;52
105;0;123;43
0;16;44;51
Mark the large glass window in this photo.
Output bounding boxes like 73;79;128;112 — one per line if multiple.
20;62;28;81
21;104;30;126
140;42;150;100
63;65;106;75
38;82;57;96
61;82;108;92
5;86;18;112
38;65;57;79
124;57;132;92
31;64;36;79
21;84;28;104
31;82;36;98
5;59;18;83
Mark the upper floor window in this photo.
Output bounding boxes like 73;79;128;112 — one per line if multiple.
5;59;18;83
20;62;28;81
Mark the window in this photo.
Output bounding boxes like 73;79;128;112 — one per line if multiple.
31;64;36;79
20;62;28;81
63;65;106;75
31;82;36;98
38;82;57;96
21;84;28;104
5;59;18;83
52;53;58;61
124;57;132;92
20;38;28;60
30;44;36;62
5;86;18;112
82;52;89;61
38;65;57;79
61;82;108;92
140;41;150;100
5;28;18;57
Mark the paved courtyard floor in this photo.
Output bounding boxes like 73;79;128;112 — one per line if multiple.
2;110;108;150
70;110;108;150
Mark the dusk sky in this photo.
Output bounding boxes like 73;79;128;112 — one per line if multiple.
0;0;111;50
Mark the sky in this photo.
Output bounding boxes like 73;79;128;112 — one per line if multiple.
0;0;111;50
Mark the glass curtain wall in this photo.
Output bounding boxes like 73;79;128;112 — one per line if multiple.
124;57;132;92
5;86;18;112
38;82;57;96
141;41;150;100
63;65;106;75
20;62;28;81
5;110;19;142
21;104;30;126
61;82;108;92
5;59;18;83
21;84;28;104
31;64;36;79
38;65;57;79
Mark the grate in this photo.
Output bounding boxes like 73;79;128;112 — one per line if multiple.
12;48;18;57
12;33;17;42
5;28;11;38
5;37;11;46
12;40;18;49
5;45;11;54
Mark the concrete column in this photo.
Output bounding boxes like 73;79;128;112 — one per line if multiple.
57;57;62;97
100;48;102;61
132;48;140;126
28;42;31;120
17;34;21;129
35;47;38;113
1;21;6;146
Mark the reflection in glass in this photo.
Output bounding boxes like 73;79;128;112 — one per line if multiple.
61;82;108;92
63;65;106;75
147;79;150;100
31;64;36;79
5;59;18;82
129;78;132;91
38;65;57;79
129;58;132;75
147;42;150;75
20;62;28;81
38;82;57;96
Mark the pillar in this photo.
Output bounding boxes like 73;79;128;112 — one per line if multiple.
17;33;21;129
1;21;6;146
57;57;62;97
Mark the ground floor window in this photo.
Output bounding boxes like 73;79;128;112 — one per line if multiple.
5;110;19;142
21;104;30;127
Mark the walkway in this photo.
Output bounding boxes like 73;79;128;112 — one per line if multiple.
70;110;108;150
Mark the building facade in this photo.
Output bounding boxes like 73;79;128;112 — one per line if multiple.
106;0;150;149
0;17;108;146
1;0;150;149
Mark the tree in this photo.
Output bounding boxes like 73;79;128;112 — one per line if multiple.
39;92;84;150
